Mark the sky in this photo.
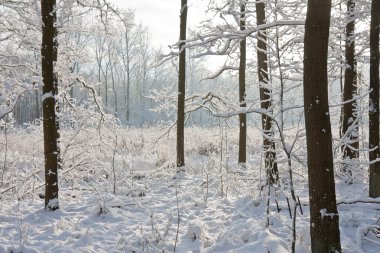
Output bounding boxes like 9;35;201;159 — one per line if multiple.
111;0;206;50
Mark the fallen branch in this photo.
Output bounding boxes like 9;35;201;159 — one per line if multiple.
337;198;380;205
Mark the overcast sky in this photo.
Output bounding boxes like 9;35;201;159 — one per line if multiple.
111;0;206;50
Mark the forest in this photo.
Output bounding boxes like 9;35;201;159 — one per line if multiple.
0;0;379;252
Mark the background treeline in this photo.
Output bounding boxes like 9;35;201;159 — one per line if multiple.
0;0;235;127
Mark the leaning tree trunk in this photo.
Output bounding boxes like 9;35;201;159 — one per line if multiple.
255;1;278;184
342;0;359;160
177;0;187;168
303;0;342;251
369;0;380;198
238;1;247;165
41;0;60;211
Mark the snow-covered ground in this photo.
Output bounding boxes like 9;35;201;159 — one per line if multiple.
0;126;379;252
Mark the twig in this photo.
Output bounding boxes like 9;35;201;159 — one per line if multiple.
364;237;380;246
297;196;303;215
337;199;380;205
286;197;292;219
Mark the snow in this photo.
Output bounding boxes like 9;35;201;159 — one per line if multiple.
0;126;379;252
41;92;54;102
319;208;336;218
369;99;376;113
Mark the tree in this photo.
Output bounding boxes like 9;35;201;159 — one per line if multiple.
255;0;278;184
303;0;341;251
134;26;153;124
369;0;380;198
107;41;118;116
341;0;359;161
238;0;247;165
120;20;136;122
177;0;187;168
41;0;60;211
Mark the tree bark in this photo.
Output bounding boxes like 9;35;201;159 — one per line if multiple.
238;1;247;165
369;0;380;198
342;0;359;160
255;1;278;184
177;0;187;168
41;0;60;211
303;0;341;251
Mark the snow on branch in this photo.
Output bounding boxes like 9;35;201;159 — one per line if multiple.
161;20;305;61
0;90;24;120
0;78;36;120
199;65;239;82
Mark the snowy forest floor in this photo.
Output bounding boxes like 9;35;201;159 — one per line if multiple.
0;126;379;253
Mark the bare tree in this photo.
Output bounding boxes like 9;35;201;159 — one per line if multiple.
177;0;187;168
120;22;136;122
303;0;341;251
135;26;153;123
107;41;118;116
238;0;247;165
94;34;107;96
256;0;278;183
341;0;359;161
369;0;380;198
41;0;60;211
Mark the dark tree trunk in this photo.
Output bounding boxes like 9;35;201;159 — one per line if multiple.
41;0;60;211
369;0;380;198
177;0;187;168
303;0;341;251
255;1;278;184
238;2;247;165
68;66;75;99
35;90;40;120
342;0;359;160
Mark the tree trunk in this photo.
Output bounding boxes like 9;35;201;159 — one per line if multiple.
177;0;187;168
238;1;247;165
126;65;130;122
105;64;109;109
109;46;118;117
125;30;131;122
369;0;380;198
342;0;359;160
97;63;102;96
41;0;60;211
255;1;278;184
303;0;341;251
95;38;105;97
35;90;40;120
